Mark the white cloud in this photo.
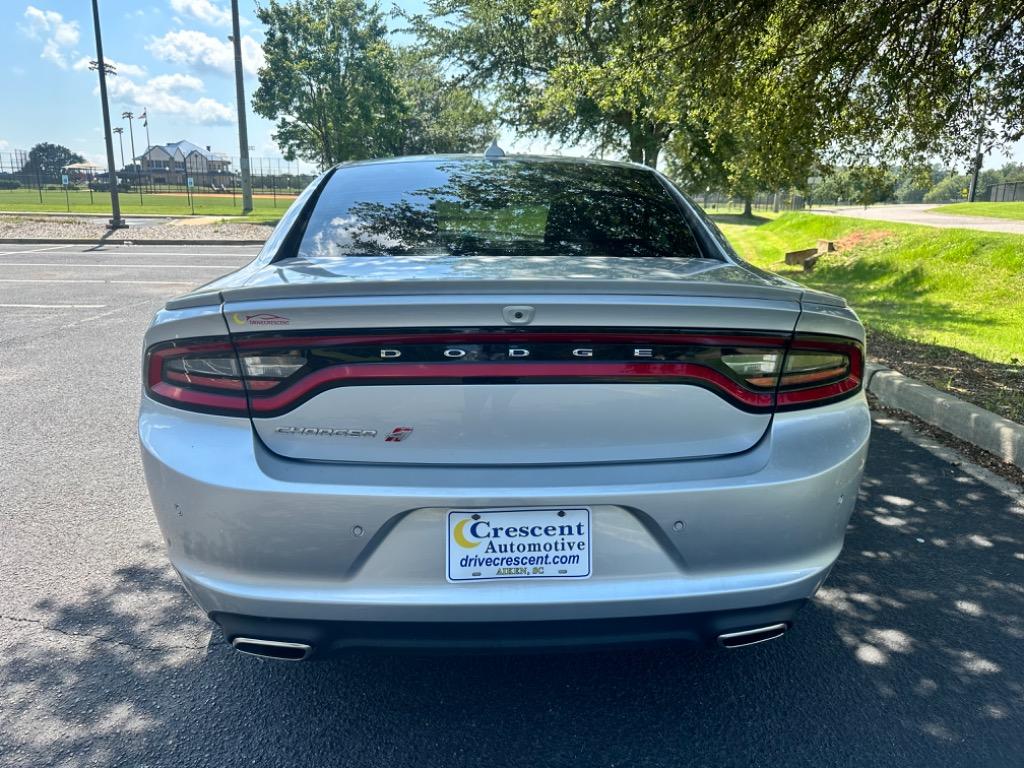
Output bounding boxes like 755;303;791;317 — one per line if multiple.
20;5;80;68
0;139;9;150
72;56;147;79
148;29;264;76
169;0;231;27
107;72;234;126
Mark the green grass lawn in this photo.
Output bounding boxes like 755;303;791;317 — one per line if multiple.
929;201;1024;221
714;212;1023;364
713;211;1024;419
0;188;290;223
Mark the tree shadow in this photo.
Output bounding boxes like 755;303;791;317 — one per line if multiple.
707;212;774;227
867;328;1024;423
2;428;1021;767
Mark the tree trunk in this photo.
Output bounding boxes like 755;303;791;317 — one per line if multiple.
743;197;753;217
626;121;662;168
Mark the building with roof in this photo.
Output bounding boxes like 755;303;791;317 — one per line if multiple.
134;140;234;188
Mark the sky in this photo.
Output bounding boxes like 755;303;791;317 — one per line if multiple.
1;0;1020;172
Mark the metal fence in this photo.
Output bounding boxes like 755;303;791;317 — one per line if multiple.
986;181;1024;202
0;150;318;202
688;190;805;212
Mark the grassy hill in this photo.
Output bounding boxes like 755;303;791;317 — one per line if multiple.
714;212;1024;421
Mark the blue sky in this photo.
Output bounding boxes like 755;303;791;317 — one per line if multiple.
2;1;1020;171
0;0;574;170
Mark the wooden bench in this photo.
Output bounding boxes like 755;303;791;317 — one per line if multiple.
784;240;835;271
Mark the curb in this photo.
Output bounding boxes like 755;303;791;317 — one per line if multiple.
865;363;1024;471
0;238;266;246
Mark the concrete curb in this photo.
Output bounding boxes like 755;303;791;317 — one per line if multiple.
0;238;266;246
865;362;1024;471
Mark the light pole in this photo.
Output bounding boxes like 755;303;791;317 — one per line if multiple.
230;0;253;213
968;130;984;203
122;111;143;204
89;0;125;229
112;126;125;169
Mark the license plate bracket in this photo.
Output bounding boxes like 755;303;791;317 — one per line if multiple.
446;507;592;582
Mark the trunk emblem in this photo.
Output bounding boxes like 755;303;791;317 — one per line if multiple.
385;427;414;442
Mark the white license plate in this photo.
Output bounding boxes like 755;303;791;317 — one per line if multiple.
446;507;592;582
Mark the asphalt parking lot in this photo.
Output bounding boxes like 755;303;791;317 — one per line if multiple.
1;243;1022;767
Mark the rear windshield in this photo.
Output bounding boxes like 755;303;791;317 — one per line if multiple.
296;159;706;260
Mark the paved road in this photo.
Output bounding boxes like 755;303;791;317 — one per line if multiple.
1;244;1022;767
810;203;1024;234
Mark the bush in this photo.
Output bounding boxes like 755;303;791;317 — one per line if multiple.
0;179;21;190
924;174;969;203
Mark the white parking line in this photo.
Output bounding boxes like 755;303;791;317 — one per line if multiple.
0;303;107;309
0;245;71;256
0;262;236;269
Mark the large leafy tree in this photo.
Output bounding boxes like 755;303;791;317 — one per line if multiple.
25;143;85;184
409;0;694;166
253;0;405;167
253;0;494;167
655;0;1024;165
392;49;496;156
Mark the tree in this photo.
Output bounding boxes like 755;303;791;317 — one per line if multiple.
253;0;494;167
409;0;694;166
655;0;1024;167
25;143;84;184
924;174;970;203
253;0;405;167
392;49;496;156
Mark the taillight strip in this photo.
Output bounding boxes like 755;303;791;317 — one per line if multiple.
247;361;775;414
149;381;248;412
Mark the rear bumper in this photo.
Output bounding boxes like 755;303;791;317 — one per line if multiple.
140;395;870;633
212;600;807;656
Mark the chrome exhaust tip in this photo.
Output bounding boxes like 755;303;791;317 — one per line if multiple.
231;637;312;661
717;623;787;649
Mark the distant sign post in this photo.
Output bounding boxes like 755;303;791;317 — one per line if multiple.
61;174;70;212
186;176;195;215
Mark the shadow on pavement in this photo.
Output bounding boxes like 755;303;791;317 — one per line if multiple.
1;428;1021;767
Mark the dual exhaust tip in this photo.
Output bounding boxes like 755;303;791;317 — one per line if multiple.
230;623;787;659
231;637;313;661
717;623;787;649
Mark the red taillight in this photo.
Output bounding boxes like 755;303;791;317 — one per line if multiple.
144;330;863;416
776;336;864;409
145;338;248;414
145;338;307;415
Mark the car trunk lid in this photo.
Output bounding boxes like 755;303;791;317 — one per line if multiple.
219;260;802;465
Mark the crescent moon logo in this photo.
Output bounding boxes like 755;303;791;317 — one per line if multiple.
453;518;481;549
230;312;246;325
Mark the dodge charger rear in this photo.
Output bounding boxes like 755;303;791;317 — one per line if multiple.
139;154;869;659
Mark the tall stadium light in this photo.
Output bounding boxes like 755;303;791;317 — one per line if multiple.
122;111;144;203
89;0;125;229
230;0;253;214
112;126;125;169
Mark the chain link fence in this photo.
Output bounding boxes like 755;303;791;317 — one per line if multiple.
0;149;318;211
985;181;1024;202
689;190;806;212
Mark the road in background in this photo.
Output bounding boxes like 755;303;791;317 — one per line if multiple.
809;203;1024;234
0;244;1021;767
